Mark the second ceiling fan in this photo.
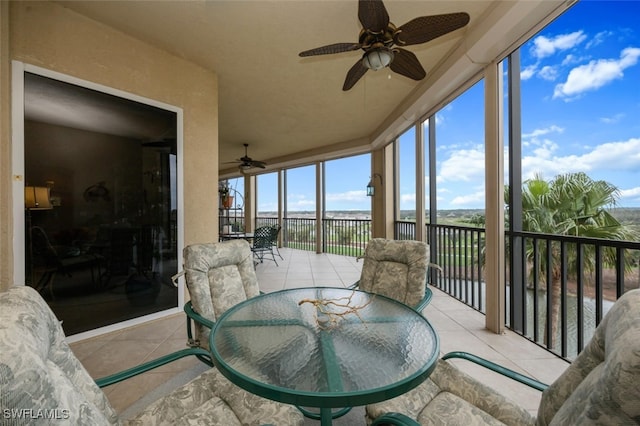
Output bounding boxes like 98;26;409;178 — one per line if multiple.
227;143;266;173
299;0;470;91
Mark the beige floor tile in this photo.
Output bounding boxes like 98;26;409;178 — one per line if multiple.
70;249;570;420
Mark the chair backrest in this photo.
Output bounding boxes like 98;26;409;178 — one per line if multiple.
358;238;428;309
252;226;273;249
183;239;260;346
31;225;61;268
536;288;640;425
0;286;118;425
269;225;281;244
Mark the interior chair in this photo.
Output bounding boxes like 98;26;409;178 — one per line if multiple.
0;285;305;426
251;225;279;266
366;288;640;426
30;225;104;297
182;239;261;356
351;238;438;312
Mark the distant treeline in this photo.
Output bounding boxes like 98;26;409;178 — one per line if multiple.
260;208;640;228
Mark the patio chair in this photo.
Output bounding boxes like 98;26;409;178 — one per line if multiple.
351;238;438;312
181;239;261;356
0;285;305;426
367;288;640;426
251;225;279;266
271;224;284;260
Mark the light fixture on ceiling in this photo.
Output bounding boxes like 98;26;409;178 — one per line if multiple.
238;164;252;174
366;173;383;197
362;47;394;71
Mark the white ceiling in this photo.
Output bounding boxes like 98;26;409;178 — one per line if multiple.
34;0;571;175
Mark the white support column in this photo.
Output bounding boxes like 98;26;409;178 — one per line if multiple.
277;170;284;247
315;162;323;254
484;60;505;334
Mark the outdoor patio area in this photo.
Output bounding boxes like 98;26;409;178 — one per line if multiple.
69;247;570;422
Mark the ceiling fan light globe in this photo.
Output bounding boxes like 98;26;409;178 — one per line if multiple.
362;48;393;71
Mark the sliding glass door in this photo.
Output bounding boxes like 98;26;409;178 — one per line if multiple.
23;71;180;336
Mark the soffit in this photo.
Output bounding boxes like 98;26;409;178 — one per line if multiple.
43;0;571;175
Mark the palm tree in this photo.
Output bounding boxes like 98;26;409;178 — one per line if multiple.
508;172;638;348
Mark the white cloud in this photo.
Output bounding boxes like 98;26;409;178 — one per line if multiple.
522;125;564;139
523;138;640;179
286;195;315;210
599;113;625;124
438;146;485;183
586;30;613;49
521;64;537;80
538;65;559;81
561;54;586;66
326;190;367;202
620;187;640;203
531;31;587;59
400;193;416;205
450;190;485;207
620;187;640;198
553;47;640;99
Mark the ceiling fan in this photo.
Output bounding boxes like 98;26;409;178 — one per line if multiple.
299;0;470;91
227;143;266;172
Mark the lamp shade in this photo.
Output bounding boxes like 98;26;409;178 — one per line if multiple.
25;186;52;210
362;48;394;71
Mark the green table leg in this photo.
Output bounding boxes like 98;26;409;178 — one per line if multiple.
320;407;333;426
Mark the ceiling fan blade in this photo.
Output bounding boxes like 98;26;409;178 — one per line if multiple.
396;13;470;46
299;43;362;57
343;59;369;91
251;161;266;169
390;48;426;81
358;0;389;33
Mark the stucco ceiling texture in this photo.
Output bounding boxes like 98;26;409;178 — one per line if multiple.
52;0;569;175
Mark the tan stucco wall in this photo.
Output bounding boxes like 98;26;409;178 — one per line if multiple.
1;1;12;292
1;1;218;292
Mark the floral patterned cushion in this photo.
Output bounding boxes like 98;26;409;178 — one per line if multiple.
368;289;640;425
183;240;260;348
0;286;304;426
0;286;119;425
536;288;640;425
127;367;304;426
365;359;535;426
358;238;428;309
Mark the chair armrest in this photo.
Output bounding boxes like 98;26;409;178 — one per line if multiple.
184;300;216;330
95;347;211;388
371;412;421;426
414;287;433;312
442;351;548;392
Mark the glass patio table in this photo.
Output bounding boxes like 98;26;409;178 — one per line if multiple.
209;287;440;426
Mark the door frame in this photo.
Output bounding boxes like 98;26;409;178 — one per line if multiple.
11;61;185;342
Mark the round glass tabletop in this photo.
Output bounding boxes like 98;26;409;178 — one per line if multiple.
210;287;439;408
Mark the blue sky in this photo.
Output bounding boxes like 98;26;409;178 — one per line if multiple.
245;1;640;213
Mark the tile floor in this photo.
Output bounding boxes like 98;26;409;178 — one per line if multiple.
70;247;570;421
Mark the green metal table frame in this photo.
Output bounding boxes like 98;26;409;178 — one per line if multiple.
209;287;440;426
